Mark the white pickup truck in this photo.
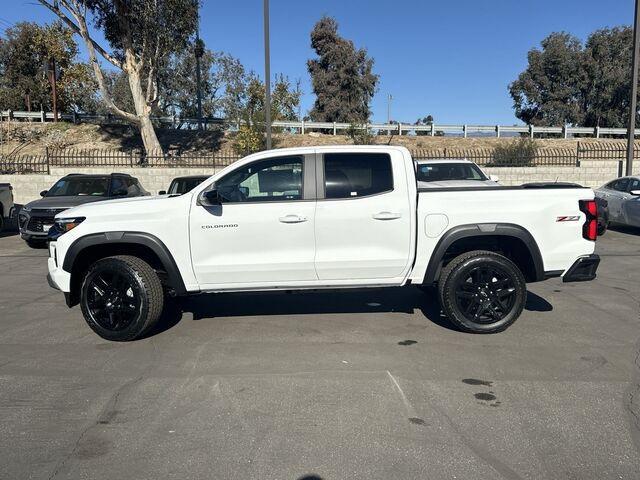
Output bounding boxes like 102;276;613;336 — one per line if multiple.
46;146;600;341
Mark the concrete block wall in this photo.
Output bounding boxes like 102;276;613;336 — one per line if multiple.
1;166;221;205
2;161;640;205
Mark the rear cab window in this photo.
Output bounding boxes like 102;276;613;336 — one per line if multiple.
323;153;393;199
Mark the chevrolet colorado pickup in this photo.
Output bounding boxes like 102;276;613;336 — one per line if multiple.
46;146;600;341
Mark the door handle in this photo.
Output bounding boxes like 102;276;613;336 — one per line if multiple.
372;211;402;220
279;214;307;223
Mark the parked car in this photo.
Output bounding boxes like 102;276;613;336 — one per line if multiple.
47;146;599;341
416;159;499;188
19;173;149;248
0;183;15;231
594;176;640;228
159;175;210;195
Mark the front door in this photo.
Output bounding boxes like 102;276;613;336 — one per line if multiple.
314;151;413;281
190;154;317;288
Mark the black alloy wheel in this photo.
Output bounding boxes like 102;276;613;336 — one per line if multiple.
85;268;141;332
453;265;517;324
437;250;526;333
80;255;164;341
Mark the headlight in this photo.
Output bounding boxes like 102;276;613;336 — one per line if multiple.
54;217;86;234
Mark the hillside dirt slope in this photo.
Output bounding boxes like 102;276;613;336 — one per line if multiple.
0;121;632;157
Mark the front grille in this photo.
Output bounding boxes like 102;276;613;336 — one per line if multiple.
27;216;55;232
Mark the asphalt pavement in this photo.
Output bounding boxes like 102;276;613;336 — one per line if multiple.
0;227;639;479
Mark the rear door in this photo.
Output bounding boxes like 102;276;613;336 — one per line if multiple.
314;150;413;281
624;178;640;227
607;177;631;223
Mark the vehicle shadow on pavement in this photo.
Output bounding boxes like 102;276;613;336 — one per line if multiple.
145;287;553;337
608;225;640;236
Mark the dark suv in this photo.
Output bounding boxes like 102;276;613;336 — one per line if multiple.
18;173;149;248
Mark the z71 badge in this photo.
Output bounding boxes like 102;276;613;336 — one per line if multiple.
556;216;580;222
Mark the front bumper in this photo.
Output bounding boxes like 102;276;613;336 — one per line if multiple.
47;242;71;293
562;254;600;283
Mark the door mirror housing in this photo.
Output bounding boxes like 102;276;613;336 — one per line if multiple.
489;175;500;182
630;190;640;196
199;188;222;206
158;190;167;195
40;190;48;197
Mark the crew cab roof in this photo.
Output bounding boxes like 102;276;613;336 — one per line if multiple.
415;159;473;164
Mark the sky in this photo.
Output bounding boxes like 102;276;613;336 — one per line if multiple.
0;0;636;124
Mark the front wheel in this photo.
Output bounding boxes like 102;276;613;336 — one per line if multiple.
80;255;164;341
437;250;526;333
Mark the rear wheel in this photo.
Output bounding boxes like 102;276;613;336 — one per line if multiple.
438;250;526;333
80;255;164;341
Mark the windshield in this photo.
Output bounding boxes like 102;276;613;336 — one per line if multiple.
416;162;488;182
168;177;208;195
46;177;109;197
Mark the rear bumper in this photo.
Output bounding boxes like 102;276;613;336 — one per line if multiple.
562;254;600;283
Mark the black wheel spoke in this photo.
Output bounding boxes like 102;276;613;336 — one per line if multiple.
86;267;140;332
454;264;518;325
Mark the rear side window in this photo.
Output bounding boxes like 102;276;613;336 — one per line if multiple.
628;178;640;192
613;179;630;192
324;153;393;199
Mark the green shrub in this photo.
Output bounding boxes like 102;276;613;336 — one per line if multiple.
491;138;538;166
346;123;375;145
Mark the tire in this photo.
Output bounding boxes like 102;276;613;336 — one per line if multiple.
437;250;526;333
26;239;47;249
80;255;164;341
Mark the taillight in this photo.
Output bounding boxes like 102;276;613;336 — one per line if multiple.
579;199;598;241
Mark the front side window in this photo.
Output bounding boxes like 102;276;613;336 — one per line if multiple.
416;162;487;182
47;177;109;197
627;178;640;192
216;156;303;203
324;153;393;199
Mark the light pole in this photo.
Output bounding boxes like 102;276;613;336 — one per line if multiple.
387;94;392;125
627;0;640;176
194;1;204;130
263;0;272;149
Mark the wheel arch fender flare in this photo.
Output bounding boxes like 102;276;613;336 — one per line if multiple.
62;231;187;296
423;223;545;284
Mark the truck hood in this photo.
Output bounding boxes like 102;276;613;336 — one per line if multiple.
56;194;176;219
417;180;499;188
25;195;109;210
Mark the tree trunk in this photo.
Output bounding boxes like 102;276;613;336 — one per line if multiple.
128;68;162;154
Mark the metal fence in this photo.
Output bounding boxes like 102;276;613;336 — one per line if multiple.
0;149;241;174
4;109;640;139
0;143;637;175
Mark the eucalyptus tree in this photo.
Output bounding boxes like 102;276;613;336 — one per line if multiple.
38;0;199;153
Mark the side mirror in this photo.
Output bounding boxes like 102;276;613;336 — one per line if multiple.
489;175;500;182
158;190;167;195
40;190;48;197
199;188;222;207
112;188;128;197
630;190;640;196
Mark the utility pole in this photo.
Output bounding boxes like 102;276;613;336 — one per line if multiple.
627;0;640;176
263;0;272;149
194;1;204;130
48;57;58;123
387;94;392;125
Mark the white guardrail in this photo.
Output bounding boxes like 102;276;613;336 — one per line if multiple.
2;109;640;139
